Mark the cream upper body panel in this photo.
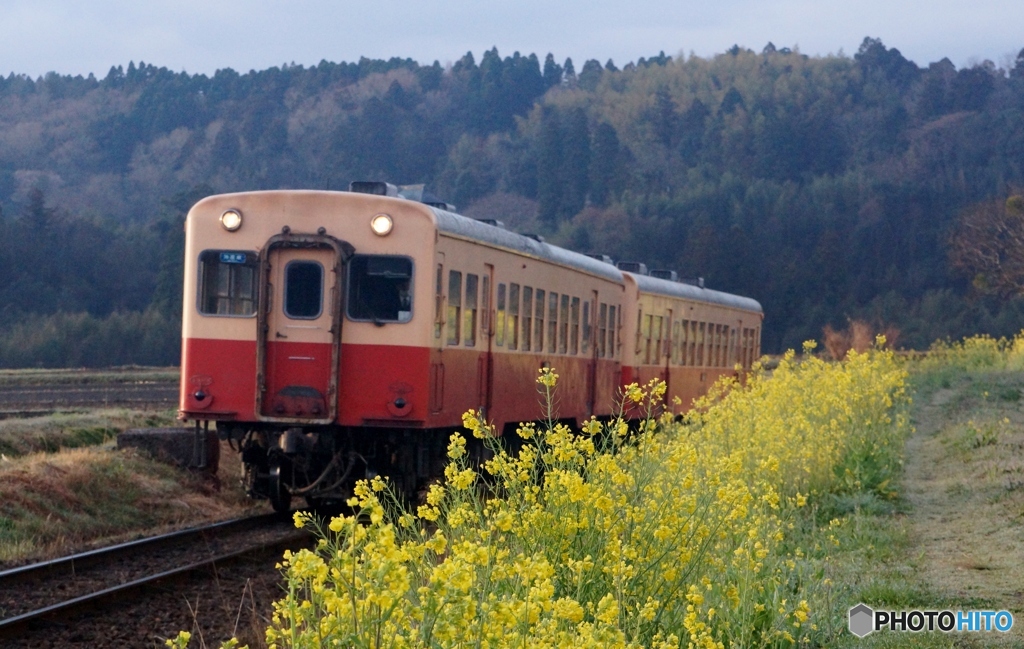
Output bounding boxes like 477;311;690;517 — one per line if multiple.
182;190;439;346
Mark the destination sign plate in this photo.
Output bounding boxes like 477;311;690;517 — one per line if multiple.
220;252;247;264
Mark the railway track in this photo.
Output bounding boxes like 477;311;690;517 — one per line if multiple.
0;513;309;640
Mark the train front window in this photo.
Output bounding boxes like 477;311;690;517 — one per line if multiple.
198;250;257;316
347;255;413;323
285;261;323;319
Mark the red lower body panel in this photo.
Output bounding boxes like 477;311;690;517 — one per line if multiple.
182;337;722;431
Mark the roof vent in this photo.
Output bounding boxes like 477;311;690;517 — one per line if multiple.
616;261;649;275
523;233;545;243
425;201;457;212
650;269;679;281
681;277;705;288
586;254;615;265
349;181;398;197
475;218;506;229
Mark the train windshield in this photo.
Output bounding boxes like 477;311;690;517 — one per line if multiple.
347;255;413;323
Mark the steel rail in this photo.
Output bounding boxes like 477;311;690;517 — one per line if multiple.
0;513;284;586
0;531;307;635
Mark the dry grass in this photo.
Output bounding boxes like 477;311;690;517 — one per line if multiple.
903;371;1024;631
821;361;1024;648
823;320;901;360
0;408;180;457
0;441;260;566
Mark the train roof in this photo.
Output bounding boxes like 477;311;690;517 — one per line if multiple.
430;205;762;315
629;273;763;314
431;207;622;283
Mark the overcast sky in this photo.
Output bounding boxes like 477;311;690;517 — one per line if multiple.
2;0;1022;79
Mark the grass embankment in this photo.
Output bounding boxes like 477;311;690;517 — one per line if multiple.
817;335;1024;649
0;408;178;457
0;367;257;566
220;344;911;649
0;445;251;565
0;366;262;566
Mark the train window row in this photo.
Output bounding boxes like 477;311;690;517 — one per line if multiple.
491;282;617;358
443;270;491;346
638;313;760;369
435;268;618;358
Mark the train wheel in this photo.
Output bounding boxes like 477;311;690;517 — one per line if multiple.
268;462;292;513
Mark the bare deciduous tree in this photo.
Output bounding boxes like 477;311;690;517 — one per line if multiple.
949;194;1024;297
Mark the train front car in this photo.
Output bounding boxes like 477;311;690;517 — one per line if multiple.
179;190;442;511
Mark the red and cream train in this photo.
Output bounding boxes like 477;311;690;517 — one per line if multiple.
179;184;762;510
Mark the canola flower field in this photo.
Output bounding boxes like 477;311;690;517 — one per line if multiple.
172;342;912;648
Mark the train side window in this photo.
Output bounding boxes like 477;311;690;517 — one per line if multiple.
727;326;733;366
547;292;558;353
642;314;652;364
496;283;506;347
713;323;720;366
534;289;545;352
697;322;706;366
198;250;257;316
653;315;663;361
559;295;569;354
694;322;701;366
708;324;715;366
582;301;591;355
635;310;643;357
570;297;580;355
508;283;520;351
608;305;617;358
723;326;729;366
447;271;462;346
481;276;490;338
464;274;478;347
717;325;724;366
598;303;608;358
711;323;717;366
434;264;443;338
673;320;681;365
348;255;413;323
740;328;747;367
730;327;738;366
522;287;533;351
710;324;718;366
680;319;689;366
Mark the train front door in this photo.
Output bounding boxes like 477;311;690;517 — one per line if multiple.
257;239;344;422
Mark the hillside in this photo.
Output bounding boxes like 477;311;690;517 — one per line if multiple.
1;38;1023;365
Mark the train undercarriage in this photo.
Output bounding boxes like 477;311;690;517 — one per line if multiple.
218;423;469;513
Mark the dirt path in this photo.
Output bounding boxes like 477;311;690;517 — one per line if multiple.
903;374;1024;636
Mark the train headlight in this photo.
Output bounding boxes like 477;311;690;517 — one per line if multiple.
220;209;243;232
370;213;393;236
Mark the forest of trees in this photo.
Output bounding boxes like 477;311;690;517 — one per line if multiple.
0;38;1023;366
